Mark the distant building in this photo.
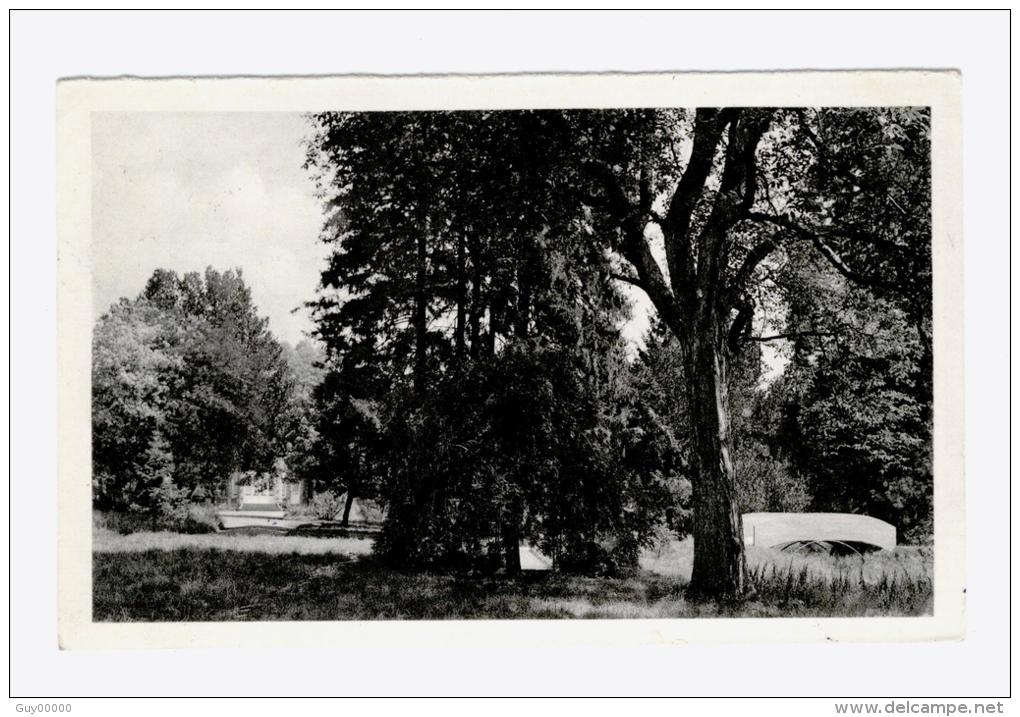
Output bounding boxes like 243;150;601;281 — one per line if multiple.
226;458;305;506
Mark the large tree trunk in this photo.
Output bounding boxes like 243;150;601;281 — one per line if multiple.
340;490;356;527
683;319;747;598
501;510;522;575
502;525;522;575
608;107;762;598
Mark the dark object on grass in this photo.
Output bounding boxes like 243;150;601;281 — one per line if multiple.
287;522;382;539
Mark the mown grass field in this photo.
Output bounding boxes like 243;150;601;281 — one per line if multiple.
92;528;933;621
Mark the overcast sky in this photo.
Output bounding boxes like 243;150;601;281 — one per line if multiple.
91;112;328;346
91;111;657;350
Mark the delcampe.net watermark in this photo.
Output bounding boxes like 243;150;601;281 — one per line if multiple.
835;701;1005;715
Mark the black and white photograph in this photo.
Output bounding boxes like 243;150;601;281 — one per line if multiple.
13;7;1013;708
61;75;962;635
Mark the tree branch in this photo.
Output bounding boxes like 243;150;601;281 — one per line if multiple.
727;296;754;353
731;238;778;295
579;159;633;219
660;108;729;289
723;235;781;352
745;212;894;290
749;330;840;342
663;109;728;236
638;161;653;216
704;110;772;238
695;111;773;310
609;271;645;290
556;117;686;335
795;109;829;165
620;228;685;336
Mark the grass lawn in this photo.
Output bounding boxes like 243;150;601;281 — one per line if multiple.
92;529;933;621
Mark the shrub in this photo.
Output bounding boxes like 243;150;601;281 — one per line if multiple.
733;446;811;514
93;505;218;535
307;490;347;520
182;503;222;533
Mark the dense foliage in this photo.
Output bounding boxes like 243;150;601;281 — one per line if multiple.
776;287;934;544
92;268;307;514
304;107;933;581
305;111;689;573
92;107;933;595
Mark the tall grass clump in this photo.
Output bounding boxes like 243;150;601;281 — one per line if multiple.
744;546;933;616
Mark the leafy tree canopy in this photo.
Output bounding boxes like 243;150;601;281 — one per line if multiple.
93;267;308;513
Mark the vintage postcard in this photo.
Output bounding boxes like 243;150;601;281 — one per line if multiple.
57;72;963;648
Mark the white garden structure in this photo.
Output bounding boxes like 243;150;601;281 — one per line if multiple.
742;512;896;553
